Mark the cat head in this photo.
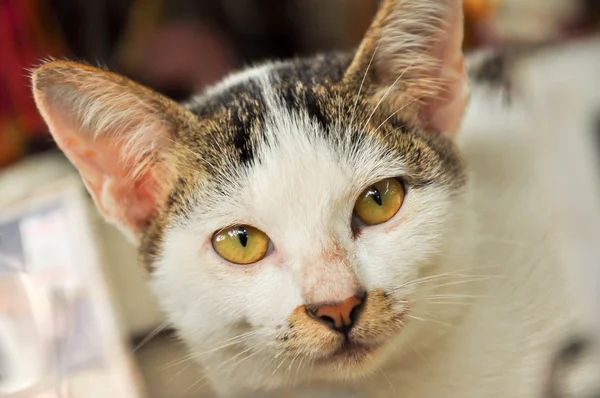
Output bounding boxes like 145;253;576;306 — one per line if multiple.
32;0;471;391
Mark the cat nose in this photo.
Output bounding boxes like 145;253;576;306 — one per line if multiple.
306;292;366;333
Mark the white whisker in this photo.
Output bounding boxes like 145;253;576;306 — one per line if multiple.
350;43;379;128
133;322;170;352
373;95;425;135
166;362;193;384
293;355;306;389
159;354;197;371
230;347;264;369
286;352;302;381
423;300;476;307
168;330;262;367
362;45;432;131
424;293;483;299
218;344;259;370
183;374;209;394
272;354;290;376
379;368;397;396
406;314;454;329
425;276;499;290
391;267;499;293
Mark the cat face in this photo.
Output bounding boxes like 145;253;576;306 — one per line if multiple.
150;55;469;379
32;0;470;390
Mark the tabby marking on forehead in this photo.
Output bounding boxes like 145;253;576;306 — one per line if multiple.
172;55;465;180
139;51;466;276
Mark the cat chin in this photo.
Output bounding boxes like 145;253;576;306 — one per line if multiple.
317;345;380;378
292;326;417;383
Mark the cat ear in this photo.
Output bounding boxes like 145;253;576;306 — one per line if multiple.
32;61;192;242
346;0;469;136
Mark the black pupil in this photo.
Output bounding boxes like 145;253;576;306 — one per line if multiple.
236;227;249;247
368;187;383;206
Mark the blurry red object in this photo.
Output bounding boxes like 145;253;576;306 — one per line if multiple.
0;0;65;168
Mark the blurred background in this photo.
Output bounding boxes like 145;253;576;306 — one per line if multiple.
2;0;600;170
1;1;600;397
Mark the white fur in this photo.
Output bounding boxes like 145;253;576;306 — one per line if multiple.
151;62;480;396
106;7;582;398
147;4;589;397
32;3;591;396
186;63;275;109
358;75;577;398
150;53;582;397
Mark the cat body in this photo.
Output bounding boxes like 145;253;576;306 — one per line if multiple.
31;1;588;397
177;50;576;398
150;52;576;398
359;51;577;398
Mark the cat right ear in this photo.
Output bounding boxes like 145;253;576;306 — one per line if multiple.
32;61;194;242
345;0;469;137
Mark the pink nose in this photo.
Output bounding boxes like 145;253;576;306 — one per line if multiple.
306;292;366;333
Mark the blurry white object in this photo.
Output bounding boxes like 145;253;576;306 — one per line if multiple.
492;0;581;42
516;36;600;397
0;152;163;336
0;255;48;394
0;153;151;397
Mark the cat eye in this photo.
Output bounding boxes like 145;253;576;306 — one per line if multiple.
354;178;405;226
212;225;270;265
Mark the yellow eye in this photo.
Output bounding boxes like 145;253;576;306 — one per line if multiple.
212;225;270;265
354;178;405;226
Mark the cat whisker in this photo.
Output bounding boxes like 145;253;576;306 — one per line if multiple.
183;373;211;394
272;353;292;376
398;275;498;294
350;42;380;128
261;347;294;376
193;380;212;395
166;362;194;384
285;351;302;381
159;353;197;371
229;346;265;369
362;45;433;131
174;330;262;363
372;95;425;135
422;300;477;307
406;339;426;362
375;80;446;137
133;321;170;353
477;235;543;248
391;268;499;292
406;265;499;282
425;276;500;290
293;355;307;389
217;344;260;370
260;351;281;374
306;357;316;386
379;368;397;396
393;275;467;290
406;314;455;329
421;297;478;303
217;330;263;344
424;293;484;299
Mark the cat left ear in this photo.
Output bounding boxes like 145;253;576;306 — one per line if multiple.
345;0;469;136
32;61;193;242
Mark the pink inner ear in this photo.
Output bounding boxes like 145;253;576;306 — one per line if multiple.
419;2;470;136
92;166;162;234
48;112;163;236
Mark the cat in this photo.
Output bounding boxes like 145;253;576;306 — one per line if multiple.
30;0;594;397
